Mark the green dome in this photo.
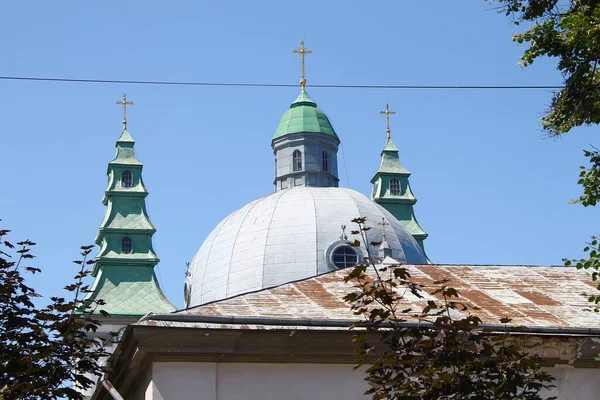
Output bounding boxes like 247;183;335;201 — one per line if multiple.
273;91;339;140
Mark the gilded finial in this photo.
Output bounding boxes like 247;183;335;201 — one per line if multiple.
116;93;134;130
380;104;396;140
293;41;312;91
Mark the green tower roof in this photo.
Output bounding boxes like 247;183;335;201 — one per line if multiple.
273;91;339;140
375;137;411;175
371;132;429;260
81;125;176;316
83;266;176;316
116;129;135;143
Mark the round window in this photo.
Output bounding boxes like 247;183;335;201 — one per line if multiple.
331;245;358;269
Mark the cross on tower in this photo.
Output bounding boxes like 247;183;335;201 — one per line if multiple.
116;93;134;130
378;218;389;243
293;41;312;91
380;104;396;140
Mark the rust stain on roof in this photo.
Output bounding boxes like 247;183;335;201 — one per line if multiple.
178;265;599;330
516;290;562;306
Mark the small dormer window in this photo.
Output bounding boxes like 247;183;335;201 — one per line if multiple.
390;179;401;195
293;150;302;171
122;170;133;188
322;151;329;172
121;237;133;254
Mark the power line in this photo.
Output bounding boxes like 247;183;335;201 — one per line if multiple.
0;76;566;89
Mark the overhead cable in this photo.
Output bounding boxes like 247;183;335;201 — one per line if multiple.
0;76;566;90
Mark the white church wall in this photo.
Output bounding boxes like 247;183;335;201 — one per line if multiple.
81;318;133;399
542;366;600;400
142;362;369;400
143;362;217;400
135;361;600;400
131;366;153;400
216;363;369;400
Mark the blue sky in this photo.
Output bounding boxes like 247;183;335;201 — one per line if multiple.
1;1;597;309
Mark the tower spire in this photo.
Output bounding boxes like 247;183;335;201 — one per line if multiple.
116;93;133;130
81;98;175;317
77;100;175;397
293;41;312;91
371;104;429;259
380;104;396;140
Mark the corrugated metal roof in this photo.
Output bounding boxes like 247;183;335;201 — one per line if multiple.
170;264;599;329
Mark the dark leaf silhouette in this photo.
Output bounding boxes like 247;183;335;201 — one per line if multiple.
344;217;555;400
0;226;108;399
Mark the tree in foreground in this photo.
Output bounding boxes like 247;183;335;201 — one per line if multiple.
488;0;600;136
344;218;555;400
0;226;108;399
487;0;600;306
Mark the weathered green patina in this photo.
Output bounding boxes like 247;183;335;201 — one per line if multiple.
81;128;175;316
273;90;339;140
371;136;429;257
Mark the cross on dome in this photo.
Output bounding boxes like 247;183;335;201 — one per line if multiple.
293;41;312;91
378;217;390;243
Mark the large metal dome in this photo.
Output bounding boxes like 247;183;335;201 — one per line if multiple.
186;187;428;307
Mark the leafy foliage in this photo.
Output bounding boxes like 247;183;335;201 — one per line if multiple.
564;235;600;309
344;217;555;400
0;226;108;399
573;148;600;207
563;150;600;308
489;0;600;315
488;0;600;136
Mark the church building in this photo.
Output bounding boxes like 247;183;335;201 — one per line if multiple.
86;44;600;400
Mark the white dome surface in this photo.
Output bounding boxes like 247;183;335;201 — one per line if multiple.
187;187;428;306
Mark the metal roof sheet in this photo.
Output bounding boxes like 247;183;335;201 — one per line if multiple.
173;264;599;330
187;187;428;307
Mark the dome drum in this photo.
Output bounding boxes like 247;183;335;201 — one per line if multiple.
273;133;340;191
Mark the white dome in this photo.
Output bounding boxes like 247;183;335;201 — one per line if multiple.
187;187;428;306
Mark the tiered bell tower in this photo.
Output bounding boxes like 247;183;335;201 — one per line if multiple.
79;95;175;398
83;94;175;318
371;104;429;256
81;96;175;393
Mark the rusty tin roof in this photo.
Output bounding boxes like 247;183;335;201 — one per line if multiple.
147;264;600;331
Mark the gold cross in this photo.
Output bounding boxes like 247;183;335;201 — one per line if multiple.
380;104;396;140
293;41;312;91
378;218;389;243
116;93;134;130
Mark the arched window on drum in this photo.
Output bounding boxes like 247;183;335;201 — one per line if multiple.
293;150;302;171
322;151;329;172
